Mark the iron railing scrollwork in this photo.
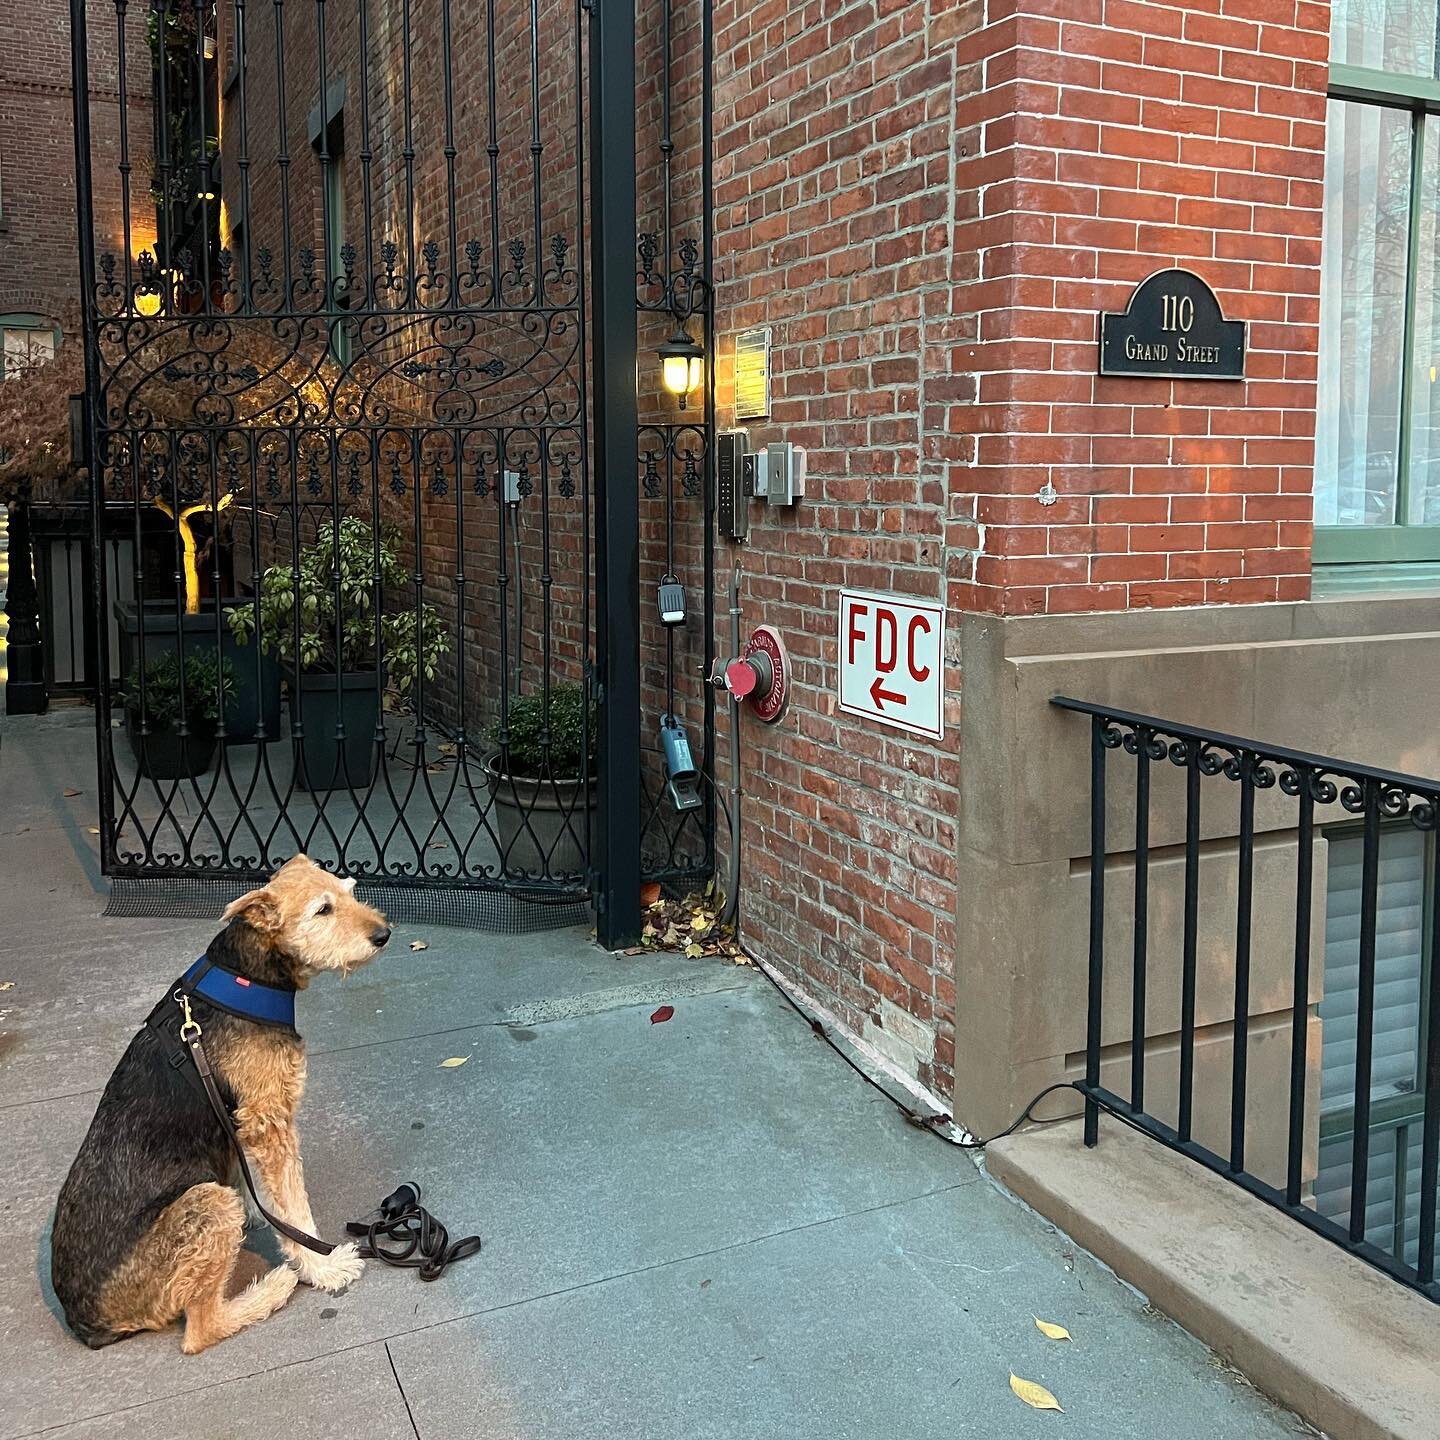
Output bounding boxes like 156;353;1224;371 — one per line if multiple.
1059;696;1440;1306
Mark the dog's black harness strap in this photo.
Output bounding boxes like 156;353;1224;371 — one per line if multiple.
184;1029;337;1256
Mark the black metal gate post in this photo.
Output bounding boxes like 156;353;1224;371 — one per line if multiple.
68;0;112;870
590;0;642;947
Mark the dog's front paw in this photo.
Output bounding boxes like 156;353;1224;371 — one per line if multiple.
294;1241;364;1293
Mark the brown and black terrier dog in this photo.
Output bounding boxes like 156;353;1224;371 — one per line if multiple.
51;855;392;1354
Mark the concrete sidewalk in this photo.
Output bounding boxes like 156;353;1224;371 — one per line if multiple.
0;710;1309;1438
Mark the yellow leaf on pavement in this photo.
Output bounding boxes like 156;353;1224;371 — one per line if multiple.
439;1055;470;1068
1033;1318;1071;1342
410;940;429;951
691;915;710;932
684;942;703;958
1009;1374;1063;1413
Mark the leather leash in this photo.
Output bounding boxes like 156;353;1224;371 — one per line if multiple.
176;989;336;1255
171;991;482;1278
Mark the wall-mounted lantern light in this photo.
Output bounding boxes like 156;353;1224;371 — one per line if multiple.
658;327;703;409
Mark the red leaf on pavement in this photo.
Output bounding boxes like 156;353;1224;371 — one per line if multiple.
650;1005;674;1025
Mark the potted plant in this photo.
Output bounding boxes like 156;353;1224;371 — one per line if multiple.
226;517;449;791
123;648;237;780
485;682;597;878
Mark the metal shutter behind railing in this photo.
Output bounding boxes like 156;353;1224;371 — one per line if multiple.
1314;827;1429;1261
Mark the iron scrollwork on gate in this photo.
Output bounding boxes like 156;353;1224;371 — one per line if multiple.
77;0;605;894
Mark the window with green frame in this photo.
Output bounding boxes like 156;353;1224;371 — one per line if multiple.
1317;1;1440;565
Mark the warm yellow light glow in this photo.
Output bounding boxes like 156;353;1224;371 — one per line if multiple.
134;291;162;318
196;189;217;203
662;354;702;398
153;493;236;613
662;354;691;395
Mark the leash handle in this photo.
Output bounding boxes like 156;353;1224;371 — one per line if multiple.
344;1184;482;1281
175;995;335;1257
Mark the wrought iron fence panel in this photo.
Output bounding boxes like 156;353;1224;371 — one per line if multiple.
74;0;621;897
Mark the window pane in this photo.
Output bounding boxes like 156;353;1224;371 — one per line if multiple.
1409;122;1440;522
0;327;56;378
1331;0;1440;78
1316;101;1412;527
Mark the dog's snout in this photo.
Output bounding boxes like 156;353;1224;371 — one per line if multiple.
371;926;392;949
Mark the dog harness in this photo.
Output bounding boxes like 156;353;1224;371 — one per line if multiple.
179;954;297;1030
147;956;482;1278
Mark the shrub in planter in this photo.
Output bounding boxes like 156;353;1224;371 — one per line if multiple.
124;649;238;780
486;683;597;878
225;518;449;791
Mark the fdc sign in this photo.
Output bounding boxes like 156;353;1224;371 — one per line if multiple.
837;589;945;741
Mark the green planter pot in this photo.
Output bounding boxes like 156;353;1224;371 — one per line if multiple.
114;600;281;744
289;669;381;791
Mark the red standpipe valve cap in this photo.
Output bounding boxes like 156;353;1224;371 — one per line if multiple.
725;657;759;698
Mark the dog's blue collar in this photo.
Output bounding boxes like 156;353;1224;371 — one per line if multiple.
181;955;296;1030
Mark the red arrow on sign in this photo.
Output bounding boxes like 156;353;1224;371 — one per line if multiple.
869;676;905;710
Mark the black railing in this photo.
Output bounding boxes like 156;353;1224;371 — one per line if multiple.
1055;697;1440;1305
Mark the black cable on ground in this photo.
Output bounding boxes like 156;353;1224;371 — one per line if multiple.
743;949;1085;1150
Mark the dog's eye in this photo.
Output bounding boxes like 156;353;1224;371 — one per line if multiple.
316;901;332;916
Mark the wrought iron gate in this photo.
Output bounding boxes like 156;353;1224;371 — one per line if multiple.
69;0;713;937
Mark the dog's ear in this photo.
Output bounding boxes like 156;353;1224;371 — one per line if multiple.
341;876;357;894
223;887;281;932
274;852;311;878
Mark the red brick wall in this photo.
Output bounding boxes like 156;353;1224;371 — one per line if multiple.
712;0;971;1097
711;0;1329;1101
0;0;151;326
946;0;1329;616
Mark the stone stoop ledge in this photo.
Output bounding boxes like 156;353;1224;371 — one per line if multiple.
986;1118;1440;1440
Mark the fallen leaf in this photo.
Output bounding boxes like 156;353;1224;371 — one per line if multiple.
690;915;710;932
642;923;658;939
650;1005;674;1025
640;881;661;906
439;1055;471;1068
438;742;458;756
409;940;429;952
684;942;703;958
733;954;753;966
1009;1374;1063;1413
662;925;682;947
621;945;647;956
1034;1318;1071;1342
0;982;13;992
63;788;81;798
429;840;448;849
87;826;101;835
